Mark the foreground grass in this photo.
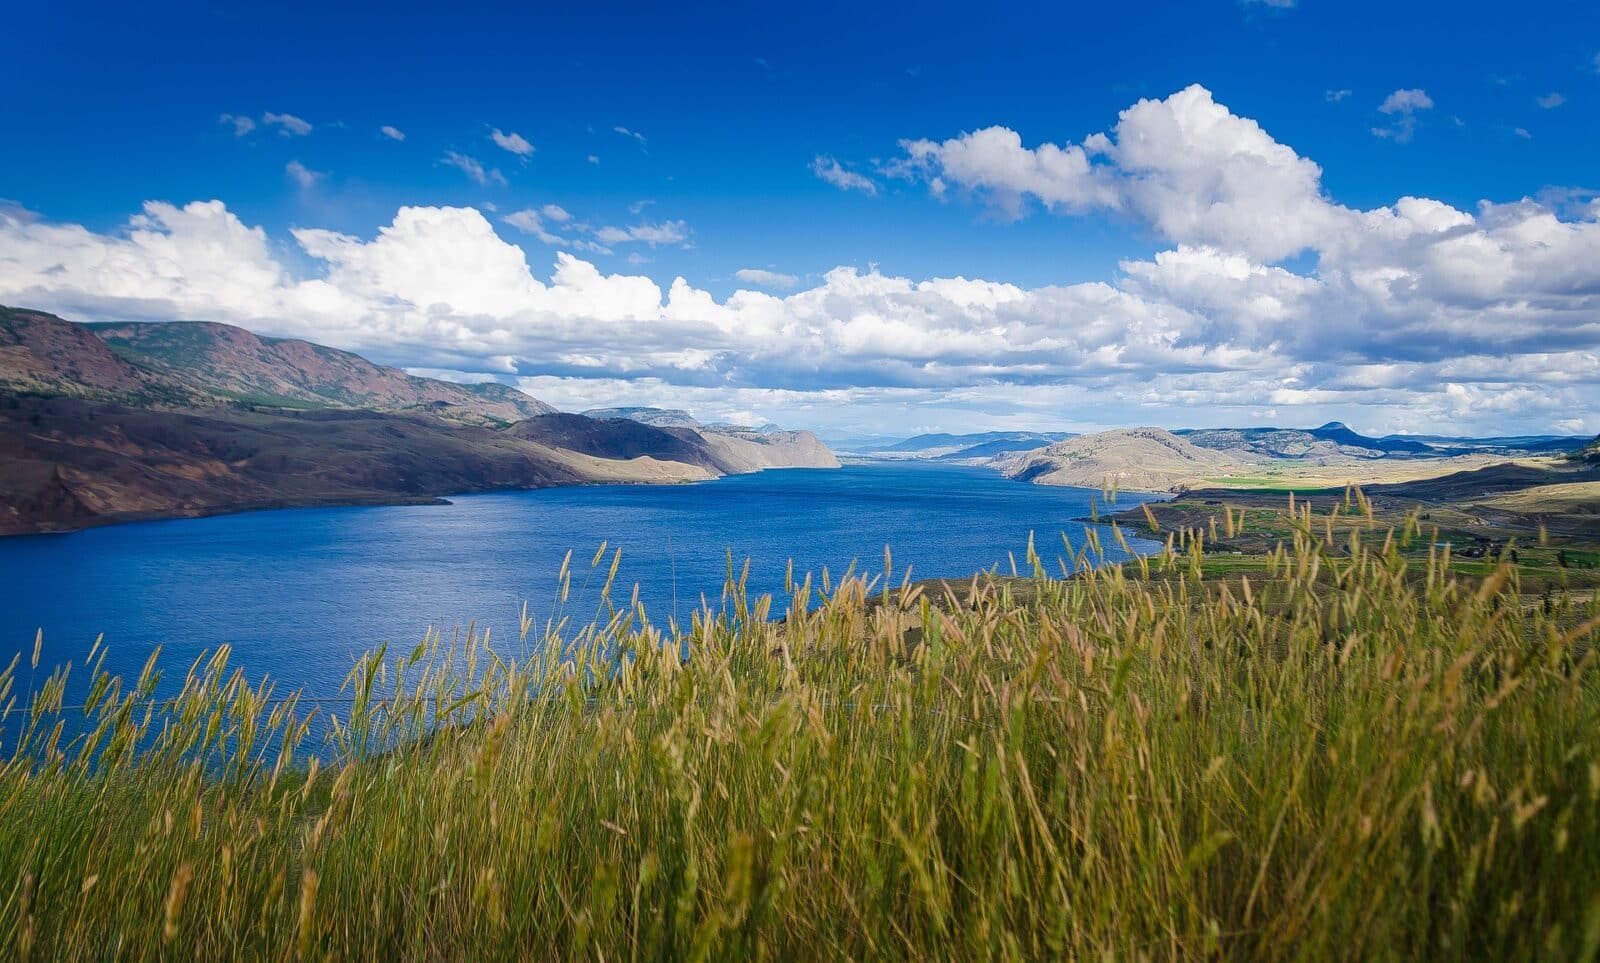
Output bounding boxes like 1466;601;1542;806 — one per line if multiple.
2;517;1599;961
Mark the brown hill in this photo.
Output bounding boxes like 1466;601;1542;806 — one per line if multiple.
694;426;843;472
996;427;1241;493
85;317;554;425
1;307;179;402
0;396;711;536
510;414;842;474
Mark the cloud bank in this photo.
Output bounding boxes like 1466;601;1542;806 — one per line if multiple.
3;85;1598;436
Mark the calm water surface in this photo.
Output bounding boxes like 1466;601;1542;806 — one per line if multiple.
0;461;1159;695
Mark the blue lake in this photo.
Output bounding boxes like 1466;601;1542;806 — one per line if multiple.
0;461;1159;697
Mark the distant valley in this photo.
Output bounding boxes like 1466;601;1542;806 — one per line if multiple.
854;420;1595;495
6;303;1594;537
0;307;839;535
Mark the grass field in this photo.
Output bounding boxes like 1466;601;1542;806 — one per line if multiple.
2;521;1598;960
1194;454;1559;493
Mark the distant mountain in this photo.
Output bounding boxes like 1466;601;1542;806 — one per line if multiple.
1176;422;1434;460
931;436;1079;461
582;406;702;429
691;424;841;472
0;307;839;535
1406;432;1593;455
577;407;839;470
997;427;1240;493
1308;422;1434;454
879;430;1077;455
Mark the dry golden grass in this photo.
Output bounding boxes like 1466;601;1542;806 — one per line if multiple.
1471;480;1600;513
1;520;1597;960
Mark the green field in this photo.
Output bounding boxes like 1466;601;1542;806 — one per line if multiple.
2;528;1598;960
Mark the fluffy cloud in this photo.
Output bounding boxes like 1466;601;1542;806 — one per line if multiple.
442;151;507;187
262;112;313;136
1372;89;1432;142
1537;92;1566;109
891;85;1342;261
491;129;535;157
5;85;1600;436
380;125;406;141
1378;88;1433;114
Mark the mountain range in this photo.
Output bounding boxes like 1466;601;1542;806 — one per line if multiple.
991;424;1599;495
0;307;838;535
1172;422;1435;460
853;430;1079;461
862;418;1594;493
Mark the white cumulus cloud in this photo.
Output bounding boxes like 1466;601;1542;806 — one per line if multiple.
6;85;1600;436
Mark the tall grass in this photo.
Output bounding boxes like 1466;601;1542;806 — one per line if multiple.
1;513;1597;960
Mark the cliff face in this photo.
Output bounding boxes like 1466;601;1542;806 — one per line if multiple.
0;308;838;535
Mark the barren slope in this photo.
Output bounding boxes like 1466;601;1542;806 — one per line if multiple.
997;427;1241;492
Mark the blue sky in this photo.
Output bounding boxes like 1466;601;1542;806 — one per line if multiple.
4;0;1600;438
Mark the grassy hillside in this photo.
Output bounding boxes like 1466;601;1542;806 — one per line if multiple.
2;523;1597;959
2;307;556;425
87;317;556;425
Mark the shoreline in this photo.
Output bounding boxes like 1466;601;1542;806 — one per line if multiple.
0;463;860;540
